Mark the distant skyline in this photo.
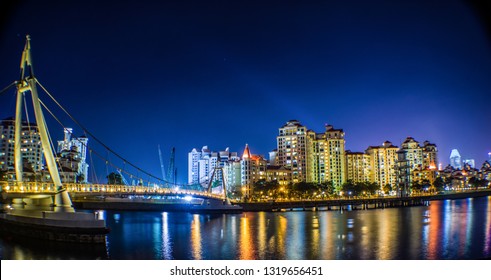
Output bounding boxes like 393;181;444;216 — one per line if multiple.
1;0;490;183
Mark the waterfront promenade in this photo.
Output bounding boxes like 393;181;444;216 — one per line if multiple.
237;189;491;212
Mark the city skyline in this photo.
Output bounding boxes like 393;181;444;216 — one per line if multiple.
1;0;490;183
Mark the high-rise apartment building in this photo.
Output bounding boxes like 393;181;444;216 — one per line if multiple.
56;128;89;183
450;149;462;170
365;141;399;188
309;125;346;189
345;151;370;183
0;118;43;173
187;146;239;187
240;144;267;197
396;137;438;195
422;141;438;169
276;120;312;183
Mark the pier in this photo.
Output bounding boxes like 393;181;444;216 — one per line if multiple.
237;189;491;212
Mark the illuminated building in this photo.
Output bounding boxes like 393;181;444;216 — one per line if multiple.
345;150;370;183
0;117;43;173
316;125;346;189
422;141;438;170
450;149;462;169
365;141;399;189
223;158;241;193
187;146;239;187
269;149;278;165
463;159;475;168
188;148;200;184
396;137;439;195
481;161;491;182
56;128;89;183
276;120;312;183
265;165;292;186
240;144;267;197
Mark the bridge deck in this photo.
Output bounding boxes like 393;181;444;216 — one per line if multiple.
0;181;224;200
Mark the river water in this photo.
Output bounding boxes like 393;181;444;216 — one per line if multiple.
1;196;490;260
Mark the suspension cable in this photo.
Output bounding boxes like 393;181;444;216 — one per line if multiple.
36;79;169;184
0;81;17;97
36;80;207;190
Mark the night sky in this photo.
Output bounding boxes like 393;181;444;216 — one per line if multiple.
1;0;490;183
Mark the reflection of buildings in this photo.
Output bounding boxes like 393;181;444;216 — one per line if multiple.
56;128;89;183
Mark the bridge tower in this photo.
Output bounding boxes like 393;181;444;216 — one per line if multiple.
14;36;73;211
206;167;231;205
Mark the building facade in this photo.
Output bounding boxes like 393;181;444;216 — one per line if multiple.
309;125;346;189
450;149;462;170
276;120;312;183
187;145;239;188
365;141;399;189
345;151;371;183
0;118;43;174
56;128;89;183
396;137;438;195
240;144;267;197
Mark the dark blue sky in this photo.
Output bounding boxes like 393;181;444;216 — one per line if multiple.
1;0;490;183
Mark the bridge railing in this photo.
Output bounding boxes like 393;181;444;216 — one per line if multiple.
0;181;224;200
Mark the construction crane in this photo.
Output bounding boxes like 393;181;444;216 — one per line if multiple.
167;147;177;186
116;169;129;185
158;145;166;181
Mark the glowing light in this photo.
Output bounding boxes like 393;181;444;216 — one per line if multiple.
184;195;193;201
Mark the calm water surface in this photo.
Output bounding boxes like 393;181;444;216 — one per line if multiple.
1;196;490;259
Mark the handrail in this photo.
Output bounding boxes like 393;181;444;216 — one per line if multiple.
0;181;224;200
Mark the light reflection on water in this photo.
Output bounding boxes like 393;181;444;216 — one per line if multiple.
0;196;490;260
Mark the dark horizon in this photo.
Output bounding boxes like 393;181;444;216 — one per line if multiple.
1;0;490;183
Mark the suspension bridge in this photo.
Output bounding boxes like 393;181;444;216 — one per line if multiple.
0;35;239;214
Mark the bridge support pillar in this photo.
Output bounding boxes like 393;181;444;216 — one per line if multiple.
12;198;25;209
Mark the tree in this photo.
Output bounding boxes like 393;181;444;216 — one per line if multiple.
319;181;335;198
421;179;431;192
469;177;489;189
433;177;445;192
292;182;319;199
364;182;380;196
341;180;357;197
411;182;423;194
383;183;392;195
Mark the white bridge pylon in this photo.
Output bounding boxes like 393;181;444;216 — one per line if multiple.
206;167;231;205
14;35;73;212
